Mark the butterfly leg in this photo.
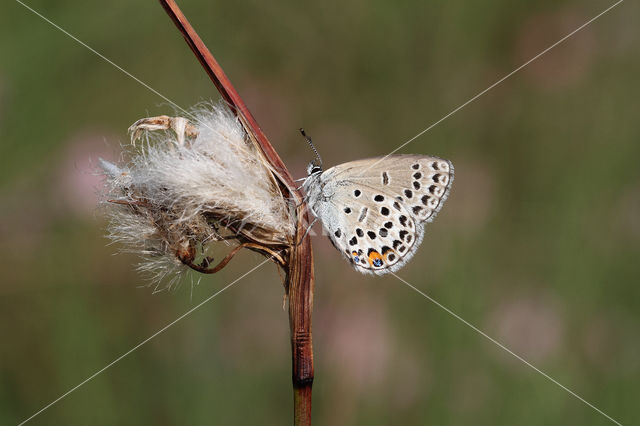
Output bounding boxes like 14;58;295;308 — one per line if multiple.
294;194;310;209
297;217;318;245
128;115;199;147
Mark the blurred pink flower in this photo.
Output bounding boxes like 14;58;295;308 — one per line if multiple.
321;295;392;390
488;293;565;364
55;130;118;216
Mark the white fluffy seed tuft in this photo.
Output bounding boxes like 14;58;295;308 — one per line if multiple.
100;103;295;289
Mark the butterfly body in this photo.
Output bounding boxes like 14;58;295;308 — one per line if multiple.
302;154;454;275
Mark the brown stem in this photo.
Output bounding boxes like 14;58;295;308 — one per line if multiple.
157;0;292;182
157;1;315;424
288;218;314;425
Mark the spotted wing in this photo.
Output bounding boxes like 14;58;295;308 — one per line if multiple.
318;154;453;274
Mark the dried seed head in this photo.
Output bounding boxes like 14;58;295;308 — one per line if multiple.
100;103;295;289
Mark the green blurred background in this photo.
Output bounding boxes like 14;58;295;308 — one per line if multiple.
1;0;638;424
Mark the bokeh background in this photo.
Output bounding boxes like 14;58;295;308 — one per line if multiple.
1;0;638;424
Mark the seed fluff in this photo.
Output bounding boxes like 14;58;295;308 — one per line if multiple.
100;103;295;290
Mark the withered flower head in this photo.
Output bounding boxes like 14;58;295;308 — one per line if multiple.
100;104;295;289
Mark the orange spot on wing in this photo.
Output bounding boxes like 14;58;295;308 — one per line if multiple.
368;250;384;266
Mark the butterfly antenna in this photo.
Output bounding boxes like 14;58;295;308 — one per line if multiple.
299;128;322;169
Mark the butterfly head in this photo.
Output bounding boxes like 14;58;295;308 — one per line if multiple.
306;161;322;176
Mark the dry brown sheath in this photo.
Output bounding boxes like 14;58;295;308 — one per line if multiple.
157;1;315;424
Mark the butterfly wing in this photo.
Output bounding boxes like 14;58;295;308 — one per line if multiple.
310;154;453;274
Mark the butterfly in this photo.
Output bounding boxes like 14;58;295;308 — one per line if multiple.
301;132;453;275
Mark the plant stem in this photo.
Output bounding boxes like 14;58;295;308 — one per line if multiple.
157;1;315;424
288;228;314;425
